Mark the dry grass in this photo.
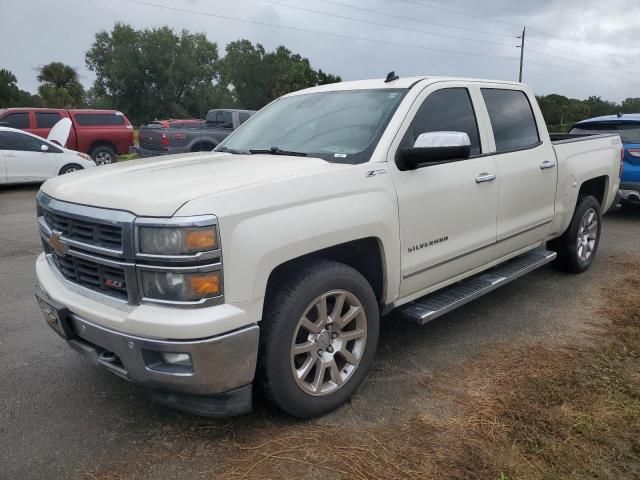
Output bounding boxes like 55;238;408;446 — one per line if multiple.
215;266;640;480
85;262;640;480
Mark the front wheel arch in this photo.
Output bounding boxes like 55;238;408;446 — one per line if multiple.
59;163;84;175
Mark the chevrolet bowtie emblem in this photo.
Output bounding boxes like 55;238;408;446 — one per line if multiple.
49;231;69;257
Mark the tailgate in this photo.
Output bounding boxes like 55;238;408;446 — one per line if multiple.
138;125;166;151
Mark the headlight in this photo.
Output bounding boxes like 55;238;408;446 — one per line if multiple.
139;225;218;255
141;270;221;302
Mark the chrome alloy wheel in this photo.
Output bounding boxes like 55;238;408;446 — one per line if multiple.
577;207;598;262
290;290;367;396
95;152;112;165
63;166;78;173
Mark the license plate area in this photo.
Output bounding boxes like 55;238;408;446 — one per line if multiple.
35;289;74;339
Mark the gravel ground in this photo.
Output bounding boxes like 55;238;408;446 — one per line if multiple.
1;184;638;480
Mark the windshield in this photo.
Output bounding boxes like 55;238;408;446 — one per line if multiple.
217;89;407;163
570;123;640;144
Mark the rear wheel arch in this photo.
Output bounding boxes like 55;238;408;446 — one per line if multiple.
191;141;217;152
578;175;608;207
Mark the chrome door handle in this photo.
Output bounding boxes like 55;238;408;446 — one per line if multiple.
475;173;497;183
540;160;557;170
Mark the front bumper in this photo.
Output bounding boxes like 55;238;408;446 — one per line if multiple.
36;287;259;416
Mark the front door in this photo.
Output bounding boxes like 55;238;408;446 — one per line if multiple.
478;87;557;259
389;85;499;299
0;131;58;182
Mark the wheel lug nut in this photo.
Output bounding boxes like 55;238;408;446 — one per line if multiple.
318;349;323;355
331;332;338;339
327;346;334;353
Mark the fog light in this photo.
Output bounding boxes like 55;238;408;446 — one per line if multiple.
159;352;192;367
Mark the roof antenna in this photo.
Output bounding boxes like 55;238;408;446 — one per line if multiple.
385;71;399;83
617;112;623;118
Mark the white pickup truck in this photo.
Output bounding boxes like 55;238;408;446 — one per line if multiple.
35;75;621;419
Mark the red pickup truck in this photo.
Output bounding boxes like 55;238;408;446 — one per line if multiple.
0;108;134;164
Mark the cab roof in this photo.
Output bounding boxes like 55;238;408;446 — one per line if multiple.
286;76;525;96
575;114;640;125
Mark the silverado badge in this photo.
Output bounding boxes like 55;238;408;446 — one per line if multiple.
48;231;69;257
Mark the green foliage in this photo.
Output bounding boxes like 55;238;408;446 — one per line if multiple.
537;93;640;132
218;40;341;110
37;62;85;108
0;68;41;108
86;23;222;124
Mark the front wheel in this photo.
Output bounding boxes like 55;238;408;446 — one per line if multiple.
59;164;83;175
259;260;380;418
550;195;602;273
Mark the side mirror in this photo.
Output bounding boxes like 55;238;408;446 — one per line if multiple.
40;144;50;152
397;131;471;169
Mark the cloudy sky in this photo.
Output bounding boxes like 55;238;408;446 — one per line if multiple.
2;0;639;101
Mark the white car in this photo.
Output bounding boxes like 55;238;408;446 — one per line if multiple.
0;119;96;184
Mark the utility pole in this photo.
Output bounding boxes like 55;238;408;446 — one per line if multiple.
518;27;526;83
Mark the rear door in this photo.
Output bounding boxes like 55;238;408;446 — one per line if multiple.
0;131;59;182
33;111;65;140
478;86;557;259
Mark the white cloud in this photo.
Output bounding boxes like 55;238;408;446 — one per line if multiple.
1;0;639;101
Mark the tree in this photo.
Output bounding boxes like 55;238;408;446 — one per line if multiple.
219;40;342;110
621;98;640;114
0;69;41;108
37;62;85;108
86;23;221;124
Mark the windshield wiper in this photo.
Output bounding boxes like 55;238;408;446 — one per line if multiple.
249;147;308;157
217;146;249;154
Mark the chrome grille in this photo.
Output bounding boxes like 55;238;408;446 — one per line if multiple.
49;249;128;300
43;210;122;250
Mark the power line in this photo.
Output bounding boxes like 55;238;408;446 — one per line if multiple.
308;0;518;39
527;27;634;62
526;47;640;76
400;0;637;64
257;0;515;48
397;0;523;28
525;59;622;82
117;0;519;63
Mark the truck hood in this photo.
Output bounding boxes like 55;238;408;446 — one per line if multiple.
41;152;343;216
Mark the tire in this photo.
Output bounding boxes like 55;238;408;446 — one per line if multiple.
59;164;83;175
549;195;602;273
90;145;117;165
259;259;380;418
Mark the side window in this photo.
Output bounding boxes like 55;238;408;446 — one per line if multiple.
481;89;540;152
0;131;46;152
74;113;125;126
238;112;251;125
35;112;63;128
219;111;233;129
2;112;30;129
403;88;481;155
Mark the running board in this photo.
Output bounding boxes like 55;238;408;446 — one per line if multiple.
399;249;557;325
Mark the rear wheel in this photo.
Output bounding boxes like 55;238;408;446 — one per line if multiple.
91;145;117;165
550;195;602;273
259;260;380;418
59;164;83;175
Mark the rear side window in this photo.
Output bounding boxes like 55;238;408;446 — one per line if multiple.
402;88;481;155
36;112;62;128
74;113;125;126
570;123;640;144
0;131;46;151
482;89;540;152
2;112;30;129
206;111;234;129
238;112;251;125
